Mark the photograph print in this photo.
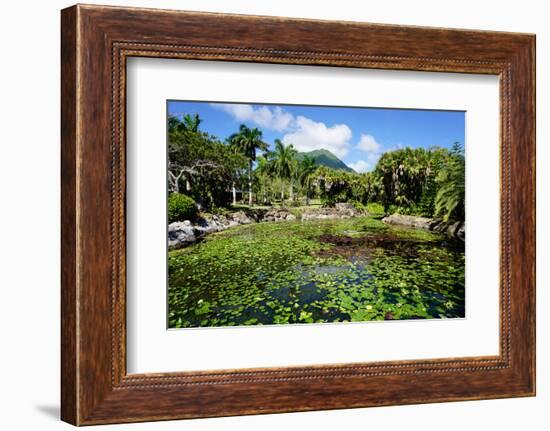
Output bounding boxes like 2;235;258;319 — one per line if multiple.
167;101;465;329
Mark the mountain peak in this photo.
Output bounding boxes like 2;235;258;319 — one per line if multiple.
297;149;355;172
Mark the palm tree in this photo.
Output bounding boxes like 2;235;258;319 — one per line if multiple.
435;142;465;221
229;125;268;206
226;142;243;206
168;113;201;133
271;139;297;205
182;113;201;132
255;155;272;204
298;156;317;205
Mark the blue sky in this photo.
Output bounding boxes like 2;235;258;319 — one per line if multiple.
168;100;465;173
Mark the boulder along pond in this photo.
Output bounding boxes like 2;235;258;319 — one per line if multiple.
168;216;465;328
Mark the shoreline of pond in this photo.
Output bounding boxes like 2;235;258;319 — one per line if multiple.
168;206;464;250
168;203;362;249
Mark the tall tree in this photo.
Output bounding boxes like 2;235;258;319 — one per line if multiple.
229;124;268;206
255;155;273;205
298;156;317;205
271;139;298;205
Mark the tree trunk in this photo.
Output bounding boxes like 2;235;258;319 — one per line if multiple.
232;181;237;206
281;185;285;205
185;179;191;192
289;182;293;201
306;190;310;206
248;160;253;206
168;171;181;194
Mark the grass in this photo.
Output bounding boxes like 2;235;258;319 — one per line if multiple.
168;216;465;328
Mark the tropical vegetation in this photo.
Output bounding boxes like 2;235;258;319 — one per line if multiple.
167;114;465;220
167;112;466;328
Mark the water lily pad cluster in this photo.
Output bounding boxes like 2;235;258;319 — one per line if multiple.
168;217;464;328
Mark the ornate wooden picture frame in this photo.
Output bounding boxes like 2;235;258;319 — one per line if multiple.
61;4;535;425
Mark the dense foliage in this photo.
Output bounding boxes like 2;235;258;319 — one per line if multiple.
168;113;465;222
316;167;382;207
168;115;247;209
374;146;458;216
168;193;199;223
434;143;465;221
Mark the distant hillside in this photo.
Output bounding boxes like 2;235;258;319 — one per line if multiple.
297;149;355;172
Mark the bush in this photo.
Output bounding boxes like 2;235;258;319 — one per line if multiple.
365;202;385;216
391;204;424;217
168;193;198;222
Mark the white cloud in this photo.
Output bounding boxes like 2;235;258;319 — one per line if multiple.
349;153;381;172
348;160;370;173
213;104;354;158
282;116;352;158
348;133;385;172
212;103;293;132
357;134;381;153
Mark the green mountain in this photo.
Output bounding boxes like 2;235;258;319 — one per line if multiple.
297;149;355;172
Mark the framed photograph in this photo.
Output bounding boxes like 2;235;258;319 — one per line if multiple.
61;4;535;425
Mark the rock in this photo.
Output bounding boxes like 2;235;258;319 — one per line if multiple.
335;202;356;211
301;204;359;221
446;221;465;242
264;209;294;222
229;210;253;225
382;213;465;242
382;214;433;230
195;217;220;234
168;221;196;249
456;223;465;241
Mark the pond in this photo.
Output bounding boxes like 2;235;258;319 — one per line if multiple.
168;216;465;328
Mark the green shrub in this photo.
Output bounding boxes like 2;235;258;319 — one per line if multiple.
392;204;423;217
365;202;385;216
349;200;366;212
168;193;198;222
